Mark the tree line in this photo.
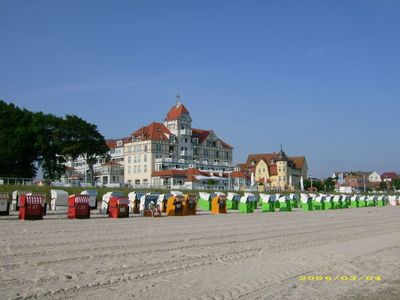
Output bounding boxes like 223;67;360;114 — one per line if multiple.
0;100;109;181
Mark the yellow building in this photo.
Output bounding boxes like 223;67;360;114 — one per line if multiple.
244;148;307;191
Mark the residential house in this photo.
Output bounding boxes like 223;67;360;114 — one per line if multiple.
240;147;308;191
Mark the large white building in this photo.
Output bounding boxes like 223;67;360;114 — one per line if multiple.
64;137;129;186
124;97;234;188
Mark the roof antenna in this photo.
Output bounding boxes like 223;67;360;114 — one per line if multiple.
176;93;181;106
280;144;283;152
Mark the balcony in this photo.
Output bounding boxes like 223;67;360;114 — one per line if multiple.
180;129;192;136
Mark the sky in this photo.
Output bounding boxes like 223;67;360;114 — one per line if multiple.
1;0;399;178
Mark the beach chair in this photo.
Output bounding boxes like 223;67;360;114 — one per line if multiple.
183;194;197;215
68;195;90;219
366;195;376;207
239;193;255;213
166;191;185;216
128;191;144;214
289;193;299;208
140;193;161;217
313;194;326;210
341;195;349;208
300;193;313;211
0;193;11;216
50;189;69;211
226;192;240;210
211;193;227;214
376;195;386;207
274;193;281;209
358;195;367;207
350;195;360;208
198;192;213;211
261;194;275;212
388;195;398;206
332;195;342;209
157;193;171;213
278;195;291;212
324;195;334;210
102;191;124;214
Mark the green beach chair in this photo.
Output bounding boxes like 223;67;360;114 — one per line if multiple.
300;193;313;211
261;193;275;212
350;195;360;208
198;192;213;210
313;194;326;210
278;195;292;212
289;193;299;208
239;193;255;213
226;192;240;210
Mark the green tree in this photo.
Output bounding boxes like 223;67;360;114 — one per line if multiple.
304;179;323;191
392;179;400;191
32;112;66;179
323;177;336;192
379;181;387;191
61;115;109;184
0;100;37;178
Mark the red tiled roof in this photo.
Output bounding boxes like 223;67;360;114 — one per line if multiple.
231;171;248;178
186;175;199;182
219;139;233;150
186;168;206;176
192;128;211;144
165;104;190;121
192;128;232;149
132;122;171;141
381;172;399;179
106;137;131;149
243;153;306;171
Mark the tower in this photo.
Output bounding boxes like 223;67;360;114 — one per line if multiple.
276;145;288;190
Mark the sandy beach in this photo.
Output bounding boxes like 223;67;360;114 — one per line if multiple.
1;206;399;300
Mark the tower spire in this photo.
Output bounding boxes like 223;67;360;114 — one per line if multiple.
176;93;181;106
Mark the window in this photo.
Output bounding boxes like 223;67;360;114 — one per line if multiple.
144;145;148;152
128;166;131;174
138;155;141;162
144;165;147;173
134;166;137;174
138;165;141;173
128;156;131;163
144;154;147;162
185;138;188;143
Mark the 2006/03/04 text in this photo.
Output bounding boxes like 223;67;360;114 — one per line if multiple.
298;275;382;281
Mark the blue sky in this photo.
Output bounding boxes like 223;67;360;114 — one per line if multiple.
1;0;399;177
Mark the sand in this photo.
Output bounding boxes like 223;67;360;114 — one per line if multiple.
1;206;399;300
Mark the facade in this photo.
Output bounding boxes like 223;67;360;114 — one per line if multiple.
124;97;234;188
64;137;129;186
240;148;308;191
381;172;399;182
333;171;383;191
